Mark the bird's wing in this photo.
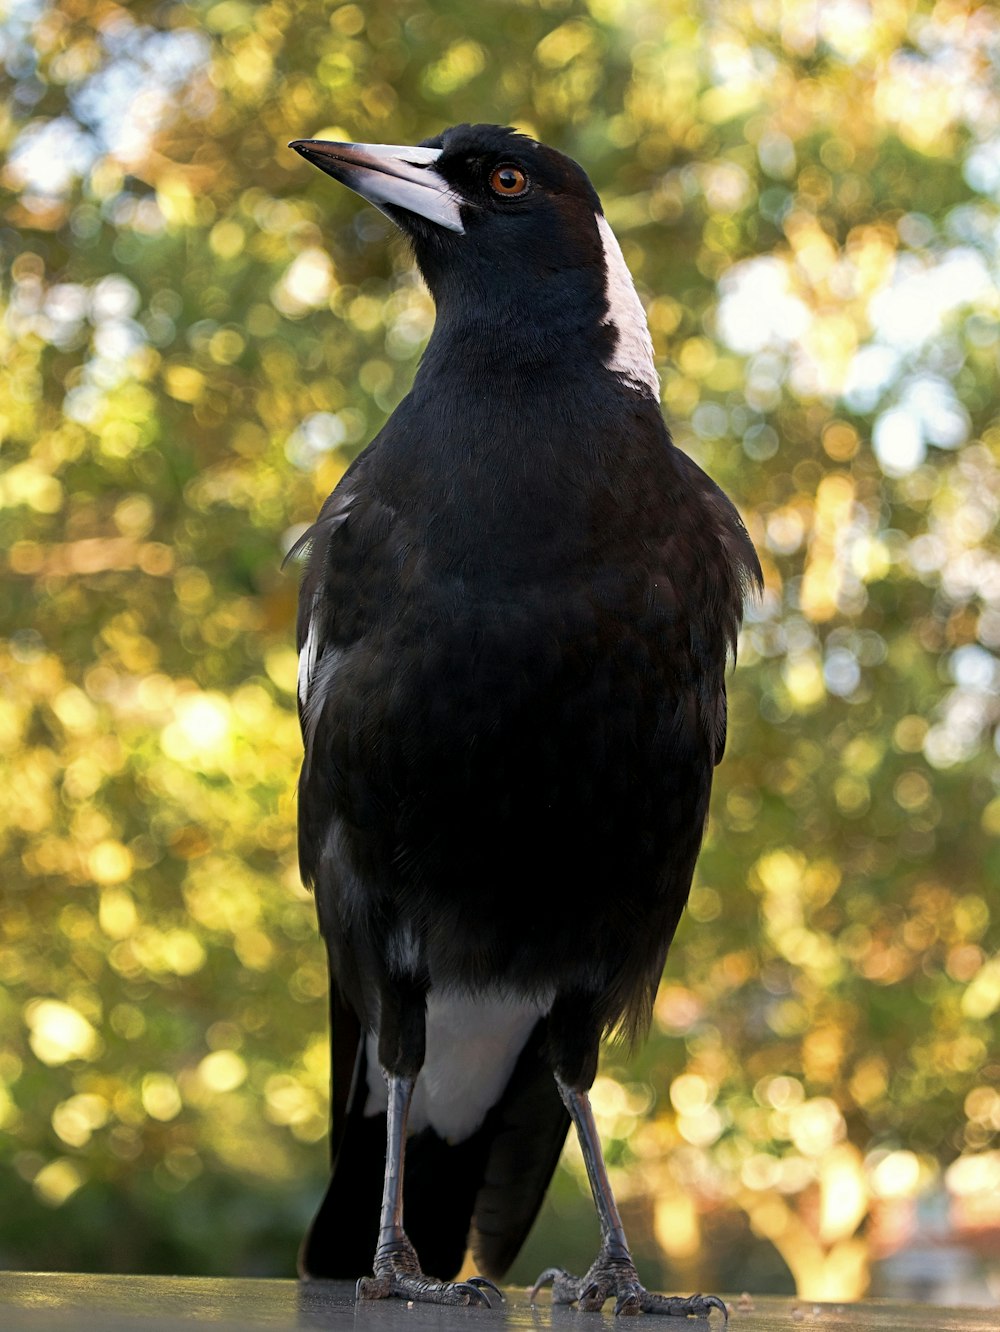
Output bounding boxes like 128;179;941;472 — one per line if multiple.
291;456;402;1278
291;455;399;896
291;478;361;731
666;448;763;769
296;976;365;1277
290;448;569;1282
296;984;376;1279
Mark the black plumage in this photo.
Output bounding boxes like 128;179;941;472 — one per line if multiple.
288;124;760;1319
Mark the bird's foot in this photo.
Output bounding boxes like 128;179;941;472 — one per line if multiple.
357;1238;503;1308
531;1254;727;1321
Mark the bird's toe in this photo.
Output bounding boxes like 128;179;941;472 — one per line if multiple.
357;1257;500;1309
531;1258;727;1320
356;1275;391;1301
578;1281;609;1311
636;1290;729;1321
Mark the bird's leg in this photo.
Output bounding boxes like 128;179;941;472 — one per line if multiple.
368;1071;420;1279
356;982;503;1309
531;1077;727;1322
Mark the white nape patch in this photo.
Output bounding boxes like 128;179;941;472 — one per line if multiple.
595;213;659;398
364;990;551;1143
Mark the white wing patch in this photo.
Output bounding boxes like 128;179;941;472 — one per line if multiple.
596;213;659;398
297;596;320;708
295;486;355;712
364;989;551;1142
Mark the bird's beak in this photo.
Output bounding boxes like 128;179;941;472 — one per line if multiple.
289;139;465;234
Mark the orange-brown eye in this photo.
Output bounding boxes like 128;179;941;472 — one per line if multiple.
490;165;527;197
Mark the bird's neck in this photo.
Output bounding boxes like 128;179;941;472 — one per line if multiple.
420;292;602;379
416;260;658;402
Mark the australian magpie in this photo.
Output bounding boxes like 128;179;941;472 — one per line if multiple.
287;123;760;1319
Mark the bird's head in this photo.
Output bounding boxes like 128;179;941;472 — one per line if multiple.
290;123;658;394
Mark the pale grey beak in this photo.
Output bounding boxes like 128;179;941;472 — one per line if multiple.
289;139;465;234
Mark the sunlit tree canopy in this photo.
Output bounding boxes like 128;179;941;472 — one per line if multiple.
1;0;998;1299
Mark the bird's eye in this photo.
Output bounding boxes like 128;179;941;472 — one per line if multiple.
489;165;528;197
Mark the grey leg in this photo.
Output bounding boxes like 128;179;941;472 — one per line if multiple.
372;1073;417;1273
356;1072;503;1309
531;1078;728;1321
560;1076;631;1262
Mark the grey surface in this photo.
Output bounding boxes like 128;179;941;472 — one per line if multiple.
0;1274;996;1331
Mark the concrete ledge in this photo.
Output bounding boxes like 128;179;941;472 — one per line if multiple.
0;1273;996;1330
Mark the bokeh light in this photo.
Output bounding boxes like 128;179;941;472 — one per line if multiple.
1;0;998;1304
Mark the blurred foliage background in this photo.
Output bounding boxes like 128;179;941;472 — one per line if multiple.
1;0;999;1305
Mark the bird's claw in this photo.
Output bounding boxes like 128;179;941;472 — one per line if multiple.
530;1262;728;1320
579;1281;607;1312
530;1267;578;1306
613;1286;643;1316
529;1268;558;1299
466;1276;505;1305
531;1266;600;1307
455;1281;492;1308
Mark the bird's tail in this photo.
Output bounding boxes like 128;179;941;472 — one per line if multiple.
299;1018;568;1281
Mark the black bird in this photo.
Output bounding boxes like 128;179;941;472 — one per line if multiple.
287;124;760;1319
